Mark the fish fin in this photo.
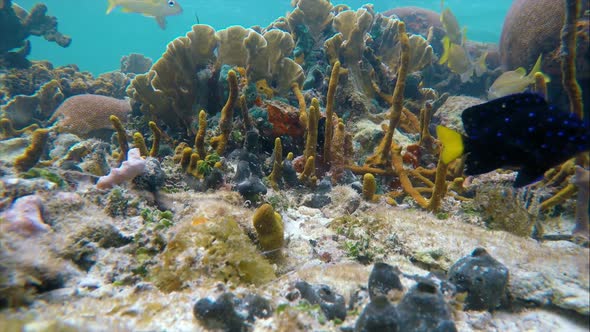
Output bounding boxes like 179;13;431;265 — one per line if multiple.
474;51;487;77
461;26;467;46
439;36;451;65
436;125;464;164
514;67;527;76
528;54;542;77
106;0;117;14
529;54;551;83
514;166;546;187
155;16;166;29
459;70;472;83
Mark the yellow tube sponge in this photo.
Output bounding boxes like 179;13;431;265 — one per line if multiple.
252;203;284;252
323;61;341;164
148;121;161;157
110;115;129;163
14;128;50;172
195;110;207;159
210;70;238;155
365;22;409;168
303;99;320;164
268;137;283;190
133;132;149;157
362;173;377;201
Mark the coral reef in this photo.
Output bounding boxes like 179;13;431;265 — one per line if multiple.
0;1;588;331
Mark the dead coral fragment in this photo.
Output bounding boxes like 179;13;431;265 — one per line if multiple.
151;217;276;292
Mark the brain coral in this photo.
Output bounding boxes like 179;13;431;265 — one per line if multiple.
50;94;131;139
500;0;590;78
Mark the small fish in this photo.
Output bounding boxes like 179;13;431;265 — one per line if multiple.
439;36;487;82
106;0;183;29
488;54;550;99
437;93;589;187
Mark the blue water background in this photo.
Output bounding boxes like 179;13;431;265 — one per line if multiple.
16;0;512;75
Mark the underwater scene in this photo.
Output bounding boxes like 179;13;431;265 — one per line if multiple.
0;0;589;331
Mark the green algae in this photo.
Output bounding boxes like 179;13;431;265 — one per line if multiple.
150;217;276;292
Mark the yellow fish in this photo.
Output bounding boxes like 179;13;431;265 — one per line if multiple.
106;0;183;29
439;36;487;82
488;54;550;99
440;7;462;44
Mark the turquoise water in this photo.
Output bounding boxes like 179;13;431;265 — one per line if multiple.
17;0;512;75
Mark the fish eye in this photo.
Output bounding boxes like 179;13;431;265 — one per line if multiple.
168;0;175;7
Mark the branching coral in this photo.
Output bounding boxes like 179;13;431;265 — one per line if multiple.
0;0;71;67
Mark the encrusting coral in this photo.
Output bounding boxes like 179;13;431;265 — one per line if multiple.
151;216;276;292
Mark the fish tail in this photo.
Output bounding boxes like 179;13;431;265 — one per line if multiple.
528;54;551;83
474;51;488;77
106;0;117;14
439;36;451;65
436;125;464;164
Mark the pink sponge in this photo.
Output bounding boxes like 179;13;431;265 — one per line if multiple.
96;148;146;189
2;195;50;235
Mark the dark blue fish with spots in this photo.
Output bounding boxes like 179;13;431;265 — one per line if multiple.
437;93;589;187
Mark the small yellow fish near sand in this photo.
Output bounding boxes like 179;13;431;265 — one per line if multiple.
488;54;550;99
106;0;183;29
